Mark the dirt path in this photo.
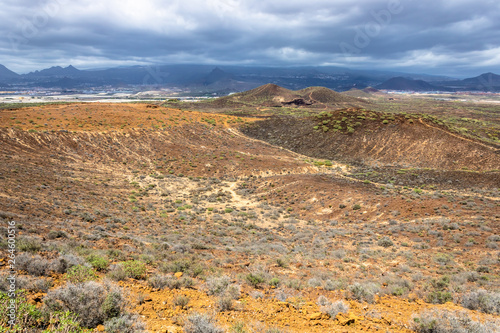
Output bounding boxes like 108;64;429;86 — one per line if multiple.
418;118;499;151
227;127;313;161
308;91;328;109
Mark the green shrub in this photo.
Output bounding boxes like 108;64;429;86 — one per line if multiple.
0;291;42;331
47;230;68;240
17;237;42;253
80;212;96;222
173;295;190;309
216;295;233;312
66;265;98;283
245;273;265;287
42;310;89;333
434;253;453;266
269;278;280;287
276;258;288;268
377;237;394;248
121;260;147;279
86;255;109;272
101;291;123;319
426;291;452;304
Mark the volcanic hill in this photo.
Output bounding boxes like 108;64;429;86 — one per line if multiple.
242;108;500;172
209;83;366;108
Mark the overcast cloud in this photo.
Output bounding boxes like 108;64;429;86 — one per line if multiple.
1;0;499;76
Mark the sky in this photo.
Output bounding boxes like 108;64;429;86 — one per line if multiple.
1;0;499;77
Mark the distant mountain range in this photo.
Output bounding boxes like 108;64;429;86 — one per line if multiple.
0;64;20;79
375;73;500;92
376;77;440;91
0;63;499;93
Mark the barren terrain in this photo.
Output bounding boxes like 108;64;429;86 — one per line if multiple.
0;96;499;333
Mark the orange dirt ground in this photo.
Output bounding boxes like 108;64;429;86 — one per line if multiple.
1;102;499;332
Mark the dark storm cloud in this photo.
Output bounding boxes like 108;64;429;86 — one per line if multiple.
0;0;499;75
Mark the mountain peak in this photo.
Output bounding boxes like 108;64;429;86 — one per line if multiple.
203;67;233;85
478;72;500;78
211;67;224;73
27;65;81;77
376;76;438;91
0;64;20;79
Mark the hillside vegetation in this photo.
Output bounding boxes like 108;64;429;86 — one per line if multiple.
0;92;499;333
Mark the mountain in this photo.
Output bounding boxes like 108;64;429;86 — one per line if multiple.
342;88;373;98
1;62;499;93
26;65;81;77
202;83;366;109
431;72;500;92
376;77;440;91
296;86;361;104
242;108;500;171
8;64;450;91
202;67;233;85
216;83;300;107
460;72;500;91
462;72;500;85
363;87;380;93
0;64;20;81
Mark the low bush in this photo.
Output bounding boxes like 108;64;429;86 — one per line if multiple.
17;237;42;253
245;273;265;288
66;265;98;283
43;281;125;328
41;310;87;332
183;312;224;333
16;253;51;276
348;282;380;303
0;290;42;330
86;254;110;272
173;295;190;309
107;265;128;281
121;260;147;279
16;276;53;293
148;274;187;290
412;308;500;333
50;254;85;274
461;289;500;314
269;277;280;287
47;230;68;240
378;236;394;248
426;276;452;304
320;300;350;318
426;291;452;304
206;275;231;296
216;295;233;312
104;314;146;333
161;259;204;277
